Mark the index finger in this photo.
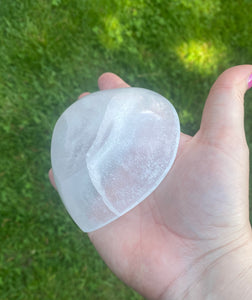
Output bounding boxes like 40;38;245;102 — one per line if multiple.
98;72;130;90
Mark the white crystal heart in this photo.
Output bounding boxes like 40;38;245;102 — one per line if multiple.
51;87;180;232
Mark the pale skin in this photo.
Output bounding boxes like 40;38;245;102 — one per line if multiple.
49;65;252;299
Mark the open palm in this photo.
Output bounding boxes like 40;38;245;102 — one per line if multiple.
50;66;252;300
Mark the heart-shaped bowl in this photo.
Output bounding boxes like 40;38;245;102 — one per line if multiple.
51;87;180;232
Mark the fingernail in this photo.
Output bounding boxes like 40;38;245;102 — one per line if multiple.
248;74;252;90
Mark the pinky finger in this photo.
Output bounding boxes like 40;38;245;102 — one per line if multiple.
48;168;57;190
78;92;90;100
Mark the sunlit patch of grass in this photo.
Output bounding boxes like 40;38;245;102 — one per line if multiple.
95;15;124;49
177;0;221;17
176;40;227;74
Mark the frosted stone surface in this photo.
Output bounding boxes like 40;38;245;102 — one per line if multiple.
51;88;180;232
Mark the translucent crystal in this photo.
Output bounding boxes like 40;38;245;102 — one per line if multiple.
51;88;180;232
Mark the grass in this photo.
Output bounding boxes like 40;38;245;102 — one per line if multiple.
1;0;252;299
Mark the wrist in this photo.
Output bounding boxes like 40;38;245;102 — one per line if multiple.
193;235;252;300
161;229;252;300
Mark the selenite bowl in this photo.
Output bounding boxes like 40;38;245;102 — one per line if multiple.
51;87;180;232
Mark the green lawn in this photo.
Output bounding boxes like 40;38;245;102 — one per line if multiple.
1;0;252;299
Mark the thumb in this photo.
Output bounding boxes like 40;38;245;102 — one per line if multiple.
199;65;252;147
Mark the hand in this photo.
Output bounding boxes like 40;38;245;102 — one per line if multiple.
49;66;252;300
